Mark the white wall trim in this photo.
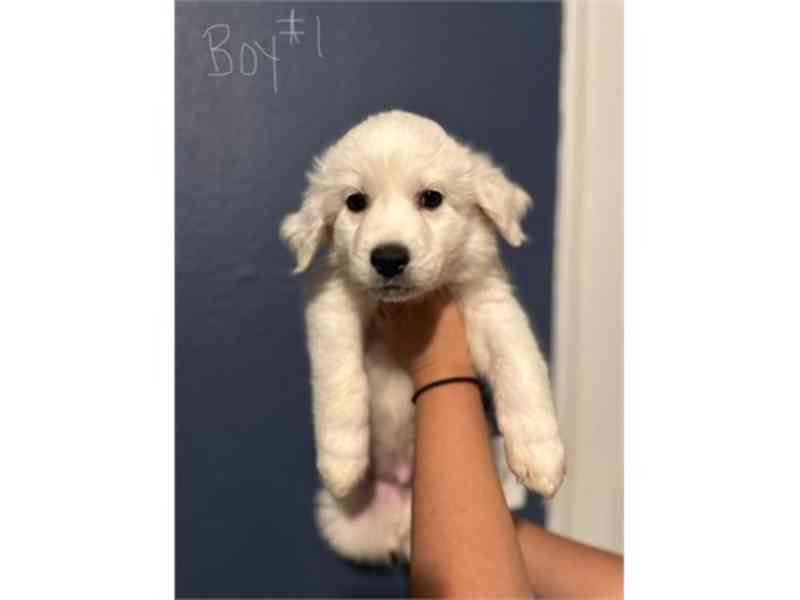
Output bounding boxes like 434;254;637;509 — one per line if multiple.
547;0;624;554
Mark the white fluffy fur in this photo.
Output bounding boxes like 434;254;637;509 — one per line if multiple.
280;110;565;564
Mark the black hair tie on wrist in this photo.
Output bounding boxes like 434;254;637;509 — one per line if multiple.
412;376;483;404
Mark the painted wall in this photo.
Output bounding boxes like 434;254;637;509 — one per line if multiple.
176;2;563;595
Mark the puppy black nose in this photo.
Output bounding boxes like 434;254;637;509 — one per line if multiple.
370;244;410;279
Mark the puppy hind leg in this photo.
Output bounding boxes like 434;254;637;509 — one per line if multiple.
315;481;412;565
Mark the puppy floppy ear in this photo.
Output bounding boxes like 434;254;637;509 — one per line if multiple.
472;154;533;247
280;200;328;274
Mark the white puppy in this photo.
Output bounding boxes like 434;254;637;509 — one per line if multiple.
281;110;565;563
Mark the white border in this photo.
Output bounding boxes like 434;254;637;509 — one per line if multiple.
1;2;174;598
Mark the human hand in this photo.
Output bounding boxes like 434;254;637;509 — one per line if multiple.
374;288;475;390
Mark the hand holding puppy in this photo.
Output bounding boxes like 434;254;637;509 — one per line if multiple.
375;289;475;390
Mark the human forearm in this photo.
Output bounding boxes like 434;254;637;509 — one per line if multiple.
410;379;531;597
515;519;623;598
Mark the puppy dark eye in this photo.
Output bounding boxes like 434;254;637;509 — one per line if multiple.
346;193;368;212
419;189;443;210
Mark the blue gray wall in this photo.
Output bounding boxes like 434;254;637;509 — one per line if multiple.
176;1;562;596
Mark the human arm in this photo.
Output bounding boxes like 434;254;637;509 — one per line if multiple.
377;290;623;598
376;292;531;597
514;518;624;598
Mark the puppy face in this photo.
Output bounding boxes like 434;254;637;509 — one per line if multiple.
281;110;532;301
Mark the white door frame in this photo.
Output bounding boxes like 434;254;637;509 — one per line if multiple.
547;0;624;554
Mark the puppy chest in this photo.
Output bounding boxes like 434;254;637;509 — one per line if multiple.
364;337;416;463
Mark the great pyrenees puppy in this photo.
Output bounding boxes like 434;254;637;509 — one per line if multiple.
281;110;565;563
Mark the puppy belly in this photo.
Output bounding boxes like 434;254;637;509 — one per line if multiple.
364;337;416;481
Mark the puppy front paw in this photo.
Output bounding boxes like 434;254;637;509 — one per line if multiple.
318;452;369;498
504;432;566;499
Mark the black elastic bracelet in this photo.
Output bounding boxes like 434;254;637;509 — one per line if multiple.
411;376;482;404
